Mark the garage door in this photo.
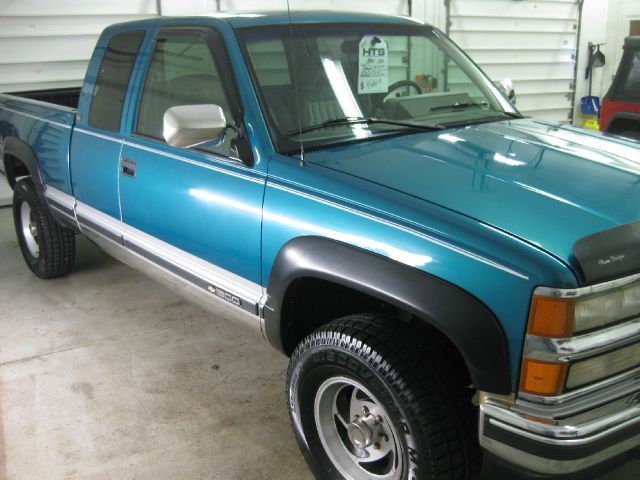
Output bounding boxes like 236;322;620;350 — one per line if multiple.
0;0;157;93
447;0;580;123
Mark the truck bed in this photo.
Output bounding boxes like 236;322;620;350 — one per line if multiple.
8;87;80;109
0;91;77;195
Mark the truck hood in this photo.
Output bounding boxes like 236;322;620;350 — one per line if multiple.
305;119;640;270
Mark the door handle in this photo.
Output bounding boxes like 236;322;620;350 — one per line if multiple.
121;159;136;178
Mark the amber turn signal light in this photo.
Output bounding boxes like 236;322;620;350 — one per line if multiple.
527;296;575;338
520;358;567;395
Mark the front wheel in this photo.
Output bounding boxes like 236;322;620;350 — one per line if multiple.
13;178;76;279
287;314;481;480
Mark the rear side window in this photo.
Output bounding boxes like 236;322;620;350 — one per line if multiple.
622;51;640;98
89;30;145;132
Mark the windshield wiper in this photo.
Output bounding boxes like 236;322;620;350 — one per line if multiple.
431;101;523;119
430;101;482;111
285;117;443;136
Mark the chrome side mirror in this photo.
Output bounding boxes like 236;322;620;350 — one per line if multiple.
163;104;227;149
497;78;516;104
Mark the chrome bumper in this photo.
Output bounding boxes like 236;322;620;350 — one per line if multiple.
479;367;640;476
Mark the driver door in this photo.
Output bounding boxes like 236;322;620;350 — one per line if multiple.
118;26;265;313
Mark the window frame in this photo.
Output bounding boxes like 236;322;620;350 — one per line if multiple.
88;29;146;133
132;26;244;157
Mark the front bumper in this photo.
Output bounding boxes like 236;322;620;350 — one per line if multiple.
479;367;640;477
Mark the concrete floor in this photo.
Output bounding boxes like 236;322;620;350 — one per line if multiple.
0;176;11;207
0;206;637;480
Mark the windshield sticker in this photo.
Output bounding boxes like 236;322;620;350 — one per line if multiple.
358;35;389;94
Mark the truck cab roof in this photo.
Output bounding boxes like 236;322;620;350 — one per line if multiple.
107;11;427;32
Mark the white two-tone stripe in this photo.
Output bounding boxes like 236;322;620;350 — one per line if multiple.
268;181;530;281
74;200;263;309
1;105;72;130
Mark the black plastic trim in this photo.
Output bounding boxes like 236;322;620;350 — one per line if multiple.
126;239;259;315
481;449;638;480
483;415;640;462
264;236;511;393
48;198;74;218
573;220;640;284
77;215;124;245
48;203;79;233
3;137;51;211
603;111;640;133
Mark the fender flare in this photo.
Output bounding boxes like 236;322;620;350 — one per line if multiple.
264;236;511;394
3;137;51;208
603;111;640;134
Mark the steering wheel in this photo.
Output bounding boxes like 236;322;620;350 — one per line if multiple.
387;80;423;97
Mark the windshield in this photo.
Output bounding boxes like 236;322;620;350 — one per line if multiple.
239;23;519;152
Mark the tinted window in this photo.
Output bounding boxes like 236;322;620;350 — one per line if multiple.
89;30;144;132
239;24;515;152
136;30;233;154
622;51;640;97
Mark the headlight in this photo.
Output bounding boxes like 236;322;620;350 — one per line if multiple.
528;282;640;338
522;277;640;397
575;284;640;332
566;341;640;389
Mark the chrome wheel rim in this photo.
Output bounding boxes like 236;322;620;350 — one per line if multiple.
20;202;39;258
314;376;404;480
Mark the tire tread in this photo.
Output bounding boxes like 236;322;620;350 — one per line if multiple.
288;313;481;480
13;178;75;279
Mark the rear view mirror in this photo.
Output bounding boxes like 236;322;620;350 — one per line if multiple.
497;78;516;104
163;104;227;149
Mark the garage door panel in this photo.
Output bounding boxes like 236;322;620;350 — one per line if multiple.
511;79;574;95
0;36;98;65
450;17;577;34
480;63;575;82
222;0;407;14
0;15;154;38
464;49;575;66
514;93;572;113
0;80;81;93
449;0;579;124
525;108;572;122
0;0;157;16
453;32;576;51
0;61;89;87
450;0;579;20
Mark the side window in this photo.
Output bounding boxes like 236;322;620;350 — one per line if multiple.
89;30;145;132
622;51;640;97
136;30;234;154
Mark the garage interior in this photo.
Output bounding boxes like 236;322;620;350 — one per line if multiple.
1;0;640;479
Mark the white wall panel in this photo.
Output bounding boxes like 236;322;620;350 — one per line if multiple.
0;0;159;92
448;0;580;124
448;0;578;19
0;0;158;16
1;61;89;86
0;36;99;64
0;15;154;37
221;0;407;14
0;0;407;93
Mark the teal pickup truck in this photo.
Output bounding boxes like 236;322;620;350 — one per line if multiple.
1;11;640;480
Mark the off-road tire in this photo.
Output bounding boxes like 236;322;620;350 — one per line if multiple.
13;178;75;279
287;313;481;480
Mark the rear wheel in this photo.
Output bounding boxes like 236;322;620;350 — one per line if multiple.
13;178;75;278
287;313;481;480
